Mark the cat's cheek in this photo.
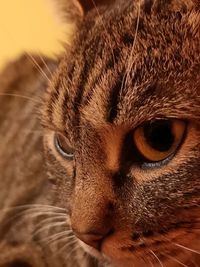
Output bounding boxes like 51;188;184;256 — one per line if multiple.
42;131;75;207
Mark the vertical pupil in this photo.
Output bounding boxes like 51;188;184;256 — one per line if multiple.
143;120;174;152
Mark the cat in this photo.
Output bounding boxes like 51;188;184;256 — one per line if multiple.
0;0;200;267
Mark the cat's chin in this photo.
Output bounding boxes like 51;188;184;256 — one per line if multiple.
78;240;133;267
78;238;139;267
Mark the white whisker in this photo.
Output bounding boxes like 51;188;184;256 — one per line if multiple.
163;236;200;256
120;0;141;99
3;204;66;213
124;0;141;88
90;0;116;65
149;250;164;267
172;242;200;256
64;242;80;261
0;93;41;104
34;215;68;230
37;53;54;78
163;253;189;267
5;210;67;225
41;230;73;245
33;221;68;238
25;52;52;84
55;237;77;258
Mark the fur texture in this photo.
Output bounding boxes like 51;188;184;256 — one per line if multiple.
0;0;200;266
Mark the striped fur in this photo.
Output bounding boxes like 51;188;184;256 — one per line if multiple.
1;0;200;266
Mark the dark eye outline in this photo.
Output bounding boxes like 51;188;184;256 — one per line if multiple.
54;133;74;160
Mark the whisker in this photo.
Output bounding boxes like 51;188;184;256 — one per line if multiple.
0;22;52;85
124;0;141;88
34;215;68;230
162;253;189;267
25;52;52;84
40;230;73;244
0;93;41;105
163;236;200;256
120;0;141;99
5;210;67;225
149;250;164;267
55;237;77;257
40;230;73;245
172;242;200;256
37;53;54;78
3;204;66;212
64;242;80;261
90;0;116;65
33;221;68;238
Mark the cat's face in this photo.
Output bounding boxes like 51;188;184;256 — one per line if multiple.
42;0;200;266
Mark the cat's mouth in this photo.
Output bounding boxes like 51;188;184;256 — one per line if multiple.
77;230;154;265
77;228;200;267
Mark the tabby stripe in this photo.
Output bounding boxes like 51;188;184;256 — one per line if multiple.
61;32;97;127
72;59;89;127
49;84;61;125
61;62;76;127
155;0;172;13
107;73;125;123
121;33;135;46
80;37;105;104
71;38;104;128
82;45;122;107
143;0;154;14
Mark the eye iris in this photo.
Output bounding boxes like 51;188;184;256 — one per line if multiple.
134;119;186;163
54;133;74;159
143;121;174;152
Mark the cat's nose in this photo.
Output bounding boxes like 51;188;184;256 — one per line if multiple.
73;230;112;250
71;176;115;250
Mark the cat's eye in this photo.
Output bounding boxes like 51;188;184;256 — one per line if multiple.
54;133;74;160
133;119;186;163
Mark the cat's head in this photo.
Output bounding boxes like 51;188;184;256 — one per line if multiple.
42;0;200;266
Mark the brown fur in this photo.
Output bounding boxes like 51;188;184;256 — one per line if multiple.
0;0;200;266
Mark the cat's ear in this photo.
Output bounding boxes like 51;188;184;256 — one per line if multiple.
74;0;113;13
55;0;114;23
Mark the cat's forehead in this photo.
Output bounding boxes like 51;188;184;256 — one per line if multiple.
47;0;200;131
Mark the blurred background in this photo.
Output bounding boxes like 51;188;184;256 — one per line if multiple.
0;0;73;71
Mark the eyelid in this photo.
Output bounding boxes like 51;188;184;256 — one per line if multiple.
54;132;74;160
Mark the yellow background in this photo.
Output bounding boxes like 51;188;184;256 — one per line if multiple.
0;0;72;70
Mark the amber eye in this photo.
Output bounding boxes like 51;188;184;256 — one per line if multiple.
54;133;74;160
133;119;186;163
